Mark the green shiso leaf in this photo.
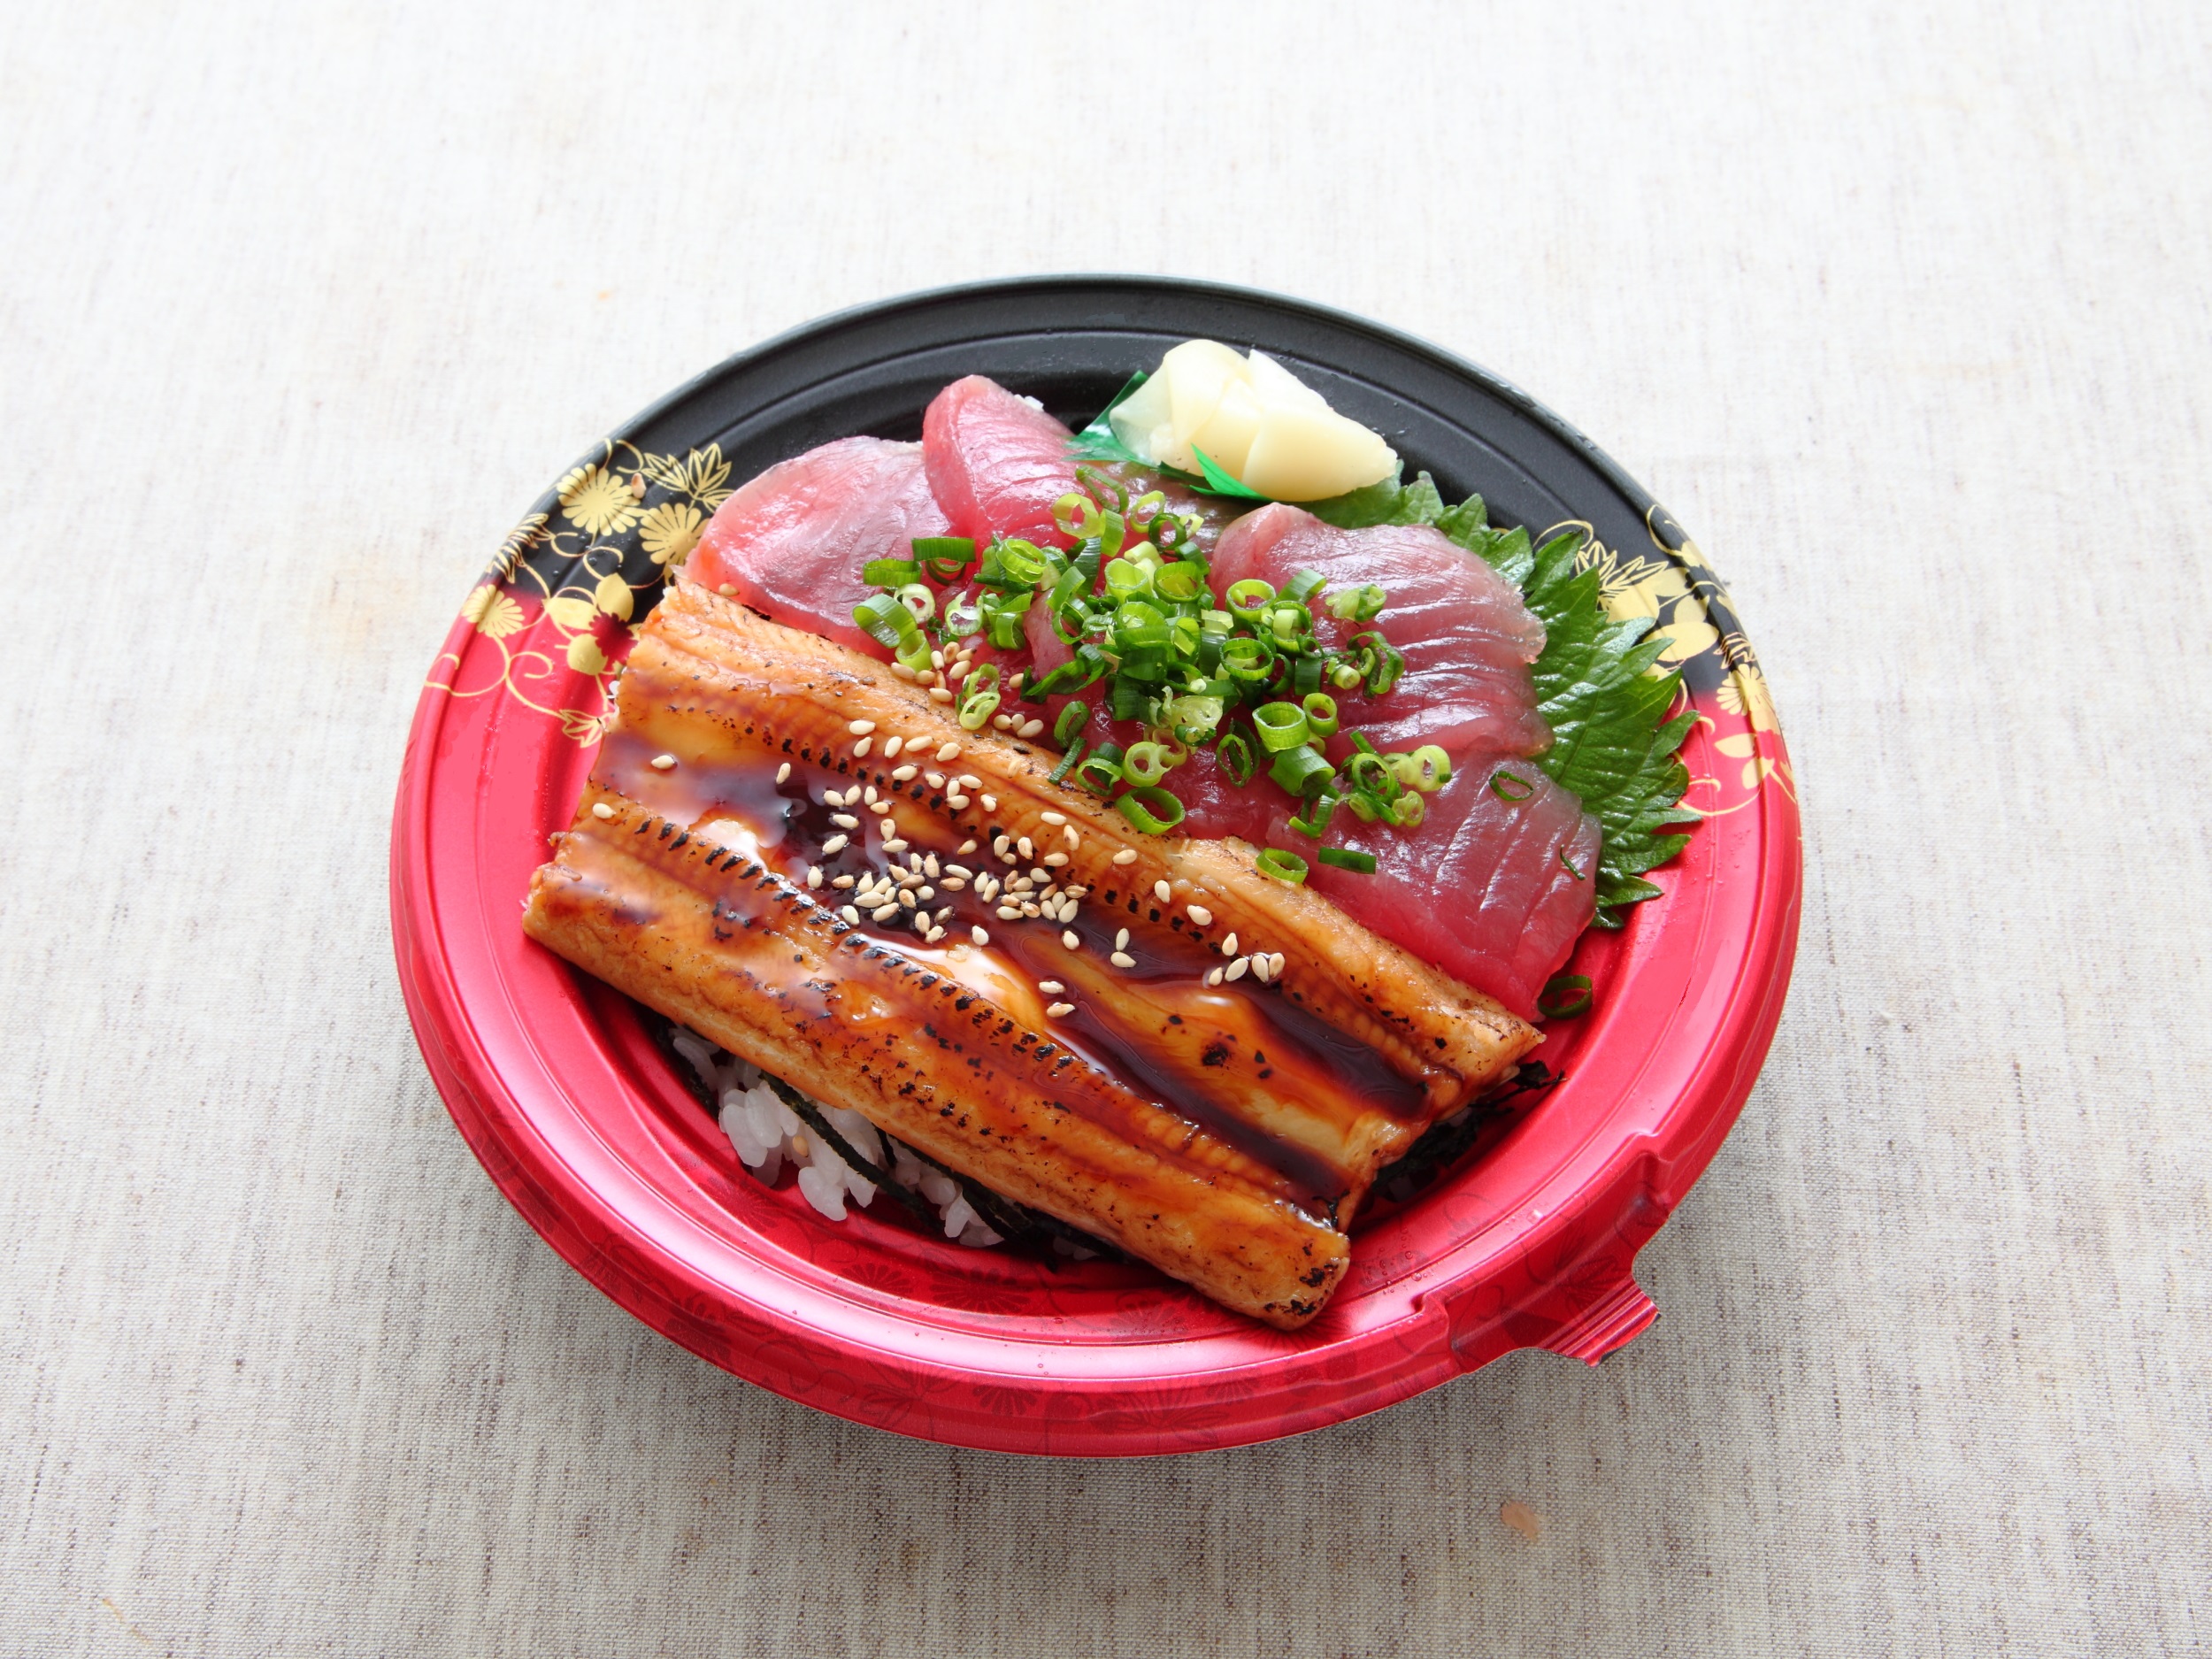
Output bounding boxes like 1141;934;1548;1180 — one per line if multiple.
1305;468;1446;529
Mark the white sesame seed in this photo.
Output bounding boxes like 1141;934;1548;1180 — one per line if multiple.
1046;1002;1075;1018
943;864;970;879
1062;826;1079;850
590;801;616;819
1204;966;1224;987
1221;932;1239;956
926;926;946;942
928;687;955;703
1040;811;1067;826
926;771;947;789
830;813;859;829
1225;956;1250;981
873;903;900;921
649;753;677;771
884;839;909;852
997;905;1021;920
948;793;970;810
993;834;1011;855
775;762;791;784
1019;902;1041;918
1064;886;1087;899
1043;852;1070;867
882;736;904;759
892;764;918;781
957;774;981;790
1110;951;1136;969
1018;718;1044;739
1008;672;1025;695
1031;867;1052;883
1017;836;1034;859
821;833;849;854
992;713;1015;730
1115;929;1131;950
911;911;931;933
890;661;917;680
930;649;946;670
848;718;877;736
918;669;939;687
864;786;881;805
945;661;969;687
1001;850;1018;865
1154;881;1172;904
717;583;737;597
841;905;861;924
957;841;978;855
852;737;872;757
1187;904;1214;927
1062;930;1080;950
831;875;855;889
935;905;954;921
936;742;962;763
914;887;932;903
806;867;822;889
1271;953;1286;975
923;854;941;876
980;794;997;812
971;926;990;947
1251;957;1271;983
1112;849;1139;866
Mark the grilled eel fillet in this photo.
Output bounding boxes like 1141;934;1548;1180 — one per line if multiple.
523;580;1541;1328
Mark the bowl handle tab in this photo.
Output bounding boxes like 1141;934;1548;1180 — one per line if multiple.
1533;1272;1658;1365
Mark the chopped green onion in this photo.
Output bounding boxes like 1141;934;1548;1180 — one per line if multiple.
1122;741;1175;787
912;537;977;582
1217;731;1256;787
1269;745;1336;798
1388;791;1426;827
1557;847;1586;881
1253;702;1310;752
850;592;932;671
1265;603;1309;646
1075;742;1125;795
1318;846;1378;873
976;539;1048;590
1325;583;1387;622
1280;568;1327;604
1489;769;1536;803
1394;745;1451;793
1225;579;1276;618
1345;793;1380;821
1220;634;1276;682
1256;848;1309;883
1286;791;1338;839
1345;750;1394;797
1351;632;1406;696
1052;492;1104;541
1288;655;1325;696
1301;693;1339;738
1155;561;1209;603
957;687;1000;730
1048;741;1085;785
863;557;922;588
1052;700;1089;748
895;583;935;623
1103;557;1153;601
1328;659;1364;690
1537;973;1594;1019
941;592;982;637
1116;786;1187;834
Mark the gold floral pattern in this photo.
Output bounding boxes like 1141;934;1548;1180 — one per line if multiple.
426;436;739;741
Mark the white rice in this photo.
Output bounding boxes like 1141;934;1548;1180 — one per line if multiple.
673;1027;1002;1248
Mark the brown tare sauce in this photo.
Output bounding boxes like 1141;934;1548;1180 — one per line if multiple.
593;728;1425;1212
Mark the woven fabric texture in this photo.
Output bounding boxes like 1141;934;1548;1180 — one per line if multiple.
4;1;2207;1654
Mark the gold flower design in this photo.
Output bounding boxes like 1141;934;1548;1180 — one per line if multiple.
1606;561;1722;667
1717;661;1778;732
557;464;645;537
639;501;705;566
462;584;526;640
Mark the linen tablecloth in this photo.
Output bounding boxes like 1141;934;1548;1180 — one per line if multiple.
5;2;2206;1652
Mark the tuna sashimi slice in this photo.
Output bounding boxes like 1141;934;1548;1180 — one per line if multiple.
1269;761;1601;1018
925;376;1082;550
682;437;951;657
1208;505;1553;763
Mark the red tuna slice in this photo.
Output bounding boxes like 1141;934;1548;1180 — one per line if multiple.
925;376;1081;550
1266;760;1601;1019
1209;505;1552;763
683;437;951;657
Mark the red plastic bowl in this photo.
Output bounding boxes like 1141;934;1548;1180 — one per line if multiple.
390;279;1800;1455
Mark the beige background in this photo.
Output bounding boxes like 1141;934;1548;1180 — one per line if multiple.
5;1;2208;1653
